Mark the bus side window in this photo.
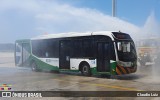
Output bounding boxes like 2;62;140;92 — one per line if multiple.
45;52;49;57
83;38;94;57
110;43;116;61
71;40;82;58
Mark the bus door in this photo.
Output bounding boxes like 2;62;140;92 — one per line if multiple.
15;43;22;66
15;43;30;66
97;42;110;72
22;43;30;66
59;40;70;69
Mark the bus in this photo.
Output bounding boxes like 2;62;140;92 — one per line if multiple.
136;37;160;66
15;31;137;76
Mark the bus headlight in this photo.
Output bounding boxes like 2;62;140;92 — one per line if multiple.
117;61;132;67
117;61;125;66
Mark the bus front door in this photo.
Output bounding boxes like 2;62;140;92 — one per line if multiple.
59;40;70;69
97;42;110;72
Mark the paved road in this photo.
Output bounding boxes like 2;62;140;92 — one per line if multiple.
0;52;160;100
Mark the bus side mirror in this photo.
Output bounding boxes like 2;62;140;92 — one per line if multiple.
127;43;130;52
117;42;122;51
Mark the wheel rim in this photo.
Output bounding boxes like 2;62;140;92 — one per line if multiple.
83;65;88;73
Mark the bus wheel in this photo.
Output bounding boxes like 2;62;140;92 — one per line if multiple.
81;64;91;76
31;62;38;72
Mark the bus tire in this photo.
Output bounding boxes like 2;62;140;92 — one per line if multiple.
31;61;38;72
81;64;91;76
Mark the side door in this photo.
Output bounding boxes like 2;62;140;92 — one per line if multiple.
15;43;22;66
59;40;70;69
97;42;110;72
15;42;30;66
22;43;30;66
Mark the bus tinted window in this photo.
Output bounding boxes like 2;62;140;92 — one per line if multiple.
70;40;83;58
83;39;93;57
32;39;59;58
70;36;95;58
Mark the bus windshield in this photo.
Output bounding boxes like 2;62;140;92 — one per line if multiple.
116;40;137;62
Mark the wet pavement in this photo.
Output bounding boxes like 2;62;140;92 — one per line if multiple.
1;66;160;91
0;52;160;100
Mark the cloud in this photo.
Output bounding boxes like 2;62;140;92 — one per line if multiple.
0;0;154;43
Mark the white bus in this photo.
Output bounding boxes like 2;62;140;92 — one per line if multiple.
15;31;137;76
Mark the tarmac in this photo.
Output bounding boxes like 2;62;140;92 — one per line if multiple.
0;52;160;100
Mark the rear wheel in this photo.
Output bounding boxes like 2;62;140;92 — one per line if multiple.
31;62;38;72
81;64;91;76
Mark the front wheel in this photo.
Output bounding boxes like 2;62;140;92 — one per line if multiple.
31;62;38;72
81;64;91;76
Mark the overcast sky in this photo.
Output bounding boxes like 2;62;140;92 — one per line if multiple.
0;0;159;43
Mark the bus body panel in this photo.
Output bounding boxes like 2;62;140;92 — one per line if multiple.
70;58;96;70
30;56;59;71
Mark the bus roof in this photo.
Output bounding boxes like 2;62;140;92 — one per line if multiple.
31;31;122;40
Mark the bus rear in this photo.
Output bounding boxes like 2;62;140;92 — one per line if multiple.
15;39;31;67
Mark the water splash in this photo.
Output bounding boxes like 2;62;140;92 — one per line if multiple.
138;11;160;39
137;11;160;83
